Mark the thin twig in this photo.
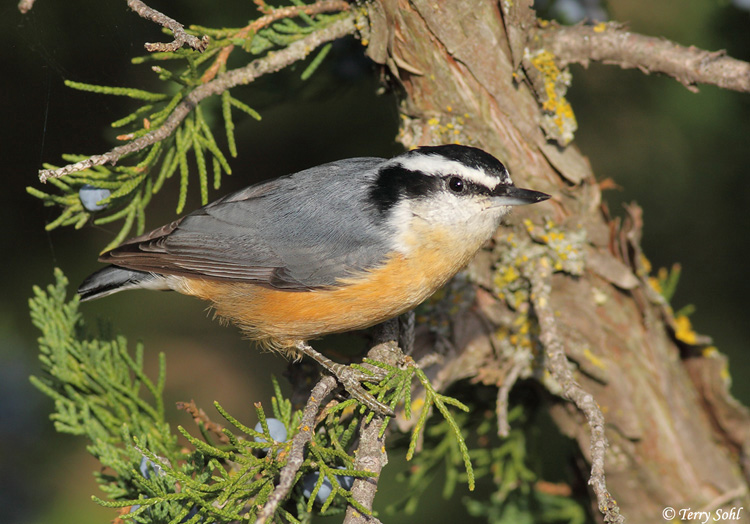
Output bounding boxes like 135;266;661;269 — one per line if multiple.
255;375;337;524
496;360;524;437
38;15;356;183
253;0;274;16
537;22;750;93
415;352;442;369
698;484;749;515
176;400;230;445
127;0;209;52
526;258;625;524
201;0;351;83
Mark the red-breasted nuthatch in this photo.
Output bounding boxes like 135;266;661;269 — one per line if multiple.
79;144;549;413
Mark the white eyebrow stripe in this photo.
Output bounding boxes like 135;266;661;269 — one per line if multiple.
396;155;510;189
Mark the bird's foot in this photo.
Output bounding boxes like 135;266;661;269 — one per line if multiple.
294;341;394;417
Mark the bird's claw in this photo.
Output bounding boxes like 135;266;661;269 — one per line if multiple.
294;341;394;417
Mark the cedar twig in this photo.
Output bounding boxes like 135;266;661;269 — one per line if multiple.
255;375;337;524
176;399;230;445
38;15;356;183
201;0;351;83
526;258;625;524
537;22;750;94
127;0;209;52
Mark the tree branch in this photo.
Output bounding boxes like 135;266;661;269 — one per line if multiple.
344;414;386;524
526;259;624;524
343;325;402;524
38;15;357;183
258;321;401;523
201;0;351;83
127;0;209;53
255;375;337;524
537;22;750;93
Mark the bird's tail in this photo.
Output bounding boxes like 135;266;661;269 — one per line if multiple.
78;265;167;301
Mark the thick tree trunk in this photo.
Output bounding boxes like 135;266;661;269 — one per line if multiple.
366;0;750;521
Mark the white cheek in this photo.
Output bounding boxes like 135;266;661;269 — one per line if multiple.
461;205;508;242
389;195;507;255
418;194;503;228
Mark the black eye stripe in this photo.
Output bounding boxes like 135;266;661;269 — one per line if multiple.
370;166;441;214
370;166;499;216
444;175;492;196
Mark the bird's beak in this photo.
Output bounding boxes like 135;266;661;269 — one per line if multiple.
491;185;551;206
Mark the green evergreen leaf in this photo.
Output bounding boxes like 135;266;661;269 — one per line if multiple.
300;42;332;80
65;80;169;101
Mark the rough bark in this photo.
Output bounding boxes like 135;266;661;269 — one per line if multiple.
366;0;750;521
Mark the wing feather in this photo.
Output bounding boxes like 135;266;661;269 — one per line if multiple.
100;158;392;289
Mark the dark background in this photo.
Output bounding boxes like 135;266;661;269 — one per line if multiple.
2;1;748;523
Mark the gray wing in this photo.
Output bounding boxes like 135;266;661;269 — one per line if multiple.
100;157;393;289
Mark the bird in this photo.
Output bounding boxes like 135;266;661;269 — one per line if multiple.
78;144;550;414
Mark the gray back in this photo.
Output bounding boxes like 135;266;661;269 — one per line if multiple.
101;157;396;289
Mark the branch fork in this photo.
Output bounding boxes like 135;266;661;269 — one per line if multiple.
38;14;357;183
127;0;209;53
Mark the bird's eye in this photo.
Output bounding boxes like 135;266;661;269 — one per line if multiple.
448;177;464;193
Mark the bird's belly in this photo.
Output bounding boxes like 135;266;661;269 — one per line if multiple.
177;247;474;349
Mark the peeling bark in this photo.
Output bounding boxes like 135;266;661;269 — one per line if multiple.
367;0;750;520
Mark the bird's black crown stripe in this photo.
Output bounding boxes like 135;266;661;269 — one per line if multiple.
406;144;509;181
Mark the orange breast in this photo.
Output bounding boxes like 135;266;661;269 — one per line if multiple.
177;240;477;349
